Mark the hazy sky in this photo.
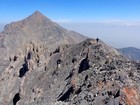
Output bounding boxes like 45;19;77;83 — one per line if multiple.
0;0;140;48
59;22;140;49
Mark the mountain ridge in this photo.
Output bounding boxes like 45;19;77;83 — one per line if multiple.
0;11;87;60
0;11;140;105
119;47;140;61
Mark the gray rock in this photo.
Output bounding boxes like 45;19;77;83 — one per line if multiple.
0;11;140;105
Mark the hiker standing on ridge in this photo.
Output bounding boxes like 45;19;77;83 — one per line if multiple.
96;38;99;42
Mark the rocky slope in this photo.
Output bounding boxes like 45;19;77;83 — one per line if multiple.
0;11;87;105
0;38;140;105
0;11;140;105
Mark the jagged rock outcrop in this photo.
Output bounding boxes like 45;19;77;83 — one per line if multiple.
0;11;140;105
0;11;87;105
1;38;140;105
15;39;140;105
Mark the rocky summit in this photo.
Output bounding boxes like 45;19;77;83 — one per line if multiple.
0;11;87;60
0;11;140;105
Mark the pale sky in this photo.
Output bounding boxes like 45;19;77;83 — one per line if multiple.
59;21;140;49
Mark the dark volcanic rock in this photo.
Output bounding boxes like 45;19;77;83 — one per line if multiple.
15;38;140;105
0;11;87;105
0;11;140;105
4;38;140;105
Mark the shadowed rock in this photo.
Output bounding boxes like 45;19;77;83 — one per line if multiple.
13;93;20;105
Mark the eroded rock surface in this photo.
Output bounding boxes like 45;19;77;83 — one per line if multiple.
1;38;140;105
0;11;140;105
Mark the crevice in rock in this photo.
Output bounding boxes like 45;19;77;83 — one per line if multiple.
85;75;88;81
87;82;92;88
53;47;60;54
19;58;28;78
65;70;74;80
72;58;77;63
107;91;112;96
13;93;20;105
13;56;18;62
36;48;38;52
58;86;74;102
114;90;120;98
78;55;90;73
27;51;32;60
52;70;58;76
75;87;82;94
57;59;61;65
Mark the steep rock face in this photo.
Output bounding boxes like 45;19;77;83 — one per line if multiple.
1;38;139;105
0;11;87;59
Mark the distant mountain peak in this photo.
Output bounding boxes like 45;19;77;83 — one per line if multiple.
27;11;47;21
34;10;42;14
1;11;87;57
31;10;45;18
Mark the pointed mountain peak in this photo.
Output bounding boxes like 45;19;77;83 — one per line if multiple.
30;10;46;19
32;11;44;17
24;10;53;24
3;11;53;33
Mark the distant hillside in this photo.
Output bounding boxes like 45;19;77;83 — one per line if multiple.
0;24;4;32
119;47;140;61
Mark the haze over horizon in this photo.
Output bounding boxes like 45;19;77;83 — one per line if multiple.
0;0;140;48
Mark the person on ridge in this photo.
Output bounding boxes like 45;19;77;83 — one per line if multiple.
96;38;99;42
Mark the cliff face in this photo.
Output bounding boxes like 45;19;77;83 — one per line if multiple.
0;11;140;105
